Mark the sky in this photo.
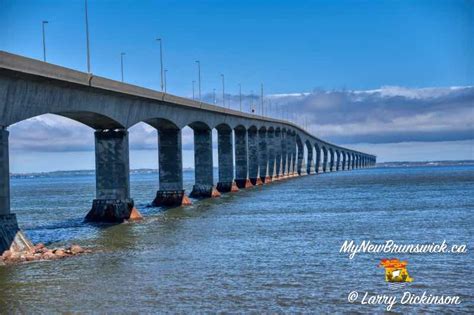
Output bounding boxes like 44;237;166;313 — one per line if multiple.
1;0;473;172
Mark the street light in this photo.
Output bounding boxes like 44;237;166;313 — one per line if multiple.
156;38;164;92
192;80;195;100
250;90;254;113
195;60;201;102
239;83;242;111
221;74;225;108
42;21;48;62
164;69;168;93
84;0;91;73
120;52;125;82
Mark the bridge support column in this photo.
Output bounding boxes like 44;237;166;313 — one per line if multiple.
287;133;295;177
248;128;262;185
329;150;335;172
342;153;346;170
86;129;142;222
315;146;321;174
258;129;271;183
153;129;191;207
307;146;315;174
322;149;328;172
216;128;238;193
336;152;341;171
280;131;288;179
267;130;276;181
0;128;33;254
297;142;306;175
234;128;252;189
273;130;282;180
190;128;220;198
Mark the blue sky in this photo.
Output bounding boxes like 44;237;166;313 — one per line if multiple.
1;0;473;172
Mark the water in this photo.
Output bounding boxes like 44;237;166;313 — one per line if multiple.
0;166;473;313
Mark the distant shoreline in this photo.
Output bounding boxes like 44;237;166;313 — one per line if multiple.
10;160;473;178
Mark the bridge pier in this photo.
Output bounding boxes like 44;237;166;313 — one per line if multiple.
281;131;288;178
0;128;33;254
234;128;252;189
342;152;346;170
216;128;238;193
190;127;220;198
152;128;192;207
297;142;306;175
86;129;142;222
248;128;262;185
287;133;296;177
336;151;341;171
258;129;271;183
267;129;277;181
273;129;282;180
307;145;315;174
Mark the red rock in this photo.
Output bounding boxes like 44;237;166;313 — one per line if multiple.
70;245;84;255
2;250;12;260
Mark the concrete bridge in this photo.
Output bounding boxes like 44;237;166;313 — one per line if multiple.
0;51;375;253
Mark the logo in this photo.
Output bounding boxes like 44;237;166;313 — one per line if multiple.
379;258;413;289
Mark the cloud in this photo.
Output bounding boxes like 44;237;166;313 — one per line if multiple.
7;85;474;153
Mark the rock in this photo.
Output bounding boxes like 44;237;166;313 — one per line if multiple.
34;243;45;253
54;249;66;258
70;245;84;255
2;250;12;260
42;250;57;260
25;253;35;261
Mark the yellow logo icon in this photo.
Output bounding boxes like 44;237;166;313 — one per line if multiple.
379;259;413;283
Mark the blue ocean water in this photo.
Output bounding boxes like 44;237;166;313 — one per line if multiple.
0;166;473;313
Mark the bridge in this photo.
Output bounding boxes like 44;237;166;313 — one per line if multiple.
0;51;375;253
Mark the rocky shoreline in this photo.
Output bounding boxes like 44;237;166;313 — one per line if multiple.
1;243;91;265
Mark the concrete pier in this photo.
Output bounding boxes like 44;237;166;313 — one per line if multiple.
297;142;306;175
281;131;288;178
152;128;192;206
273;129;282;179
336;151;341;171
190;126;220;198
315;146;322;174
258;128;271;183
287;133;295;176
248;128;262;185
86;129;141;222
216;127;238;193
307;144;315;174
322;147;328;172
0;128;33;253
234;127;252;188
342;152;347;170
267;129;277;180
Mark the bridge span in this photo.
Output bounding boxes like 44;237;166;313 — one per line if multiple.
0;51;375;253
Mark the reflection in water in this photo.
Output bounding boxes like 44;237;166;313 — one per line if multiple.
1;167;473;312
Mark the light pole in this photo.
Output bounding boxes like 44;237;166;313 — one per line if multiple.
221;74;225;108
120;52;125;82
250;90;254;113
156;38;164;92
164;69;168;93
195;60;201;102
84;0;91;73
42;21;48;62
192;80;195;100
239;83;242;111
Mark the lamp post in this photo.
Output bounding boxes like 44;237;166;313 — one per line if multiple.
156;38;164;92
84;0;91;73
239;83;242;111
120;52;125;82
250;90;254;113
42;21;48;62
192;80;195;100
221;74;225;108
164;69;168;93
195;60;201;102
